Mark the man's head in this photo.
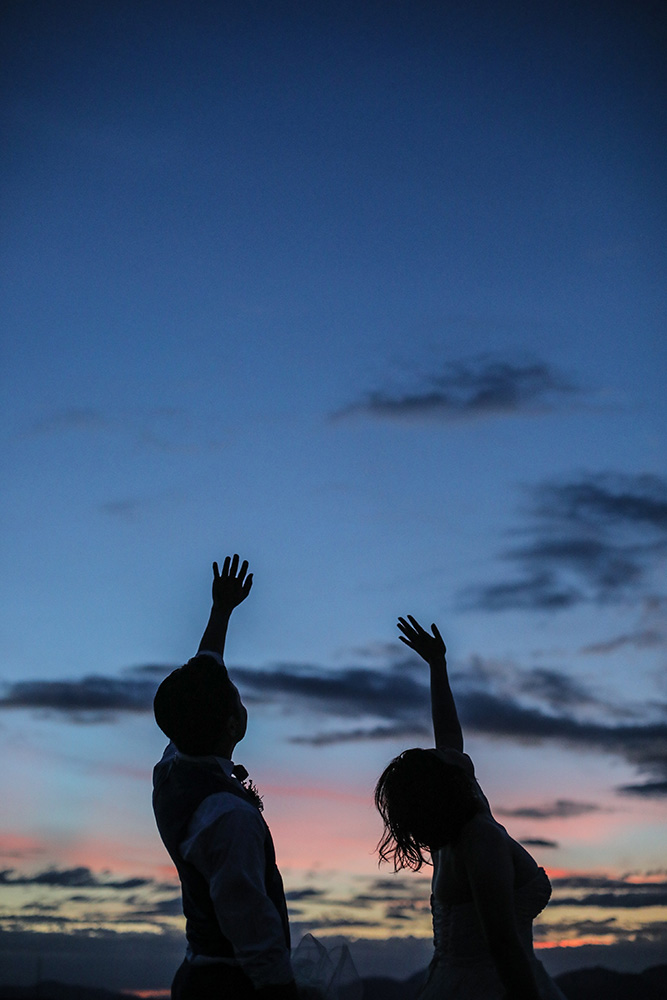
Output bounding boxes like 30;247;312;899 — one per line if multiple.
153;655;247;756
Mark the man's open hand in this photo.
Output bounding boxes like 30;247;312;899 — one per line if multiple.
212;555;253;612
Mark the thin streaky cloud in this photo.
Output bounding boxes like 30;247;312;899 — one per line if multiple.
25;404;222;455
290;723;431;746
497;799;604;820
231;664;430;720
551;875;667;890
464;473;667;612
127;897;184;919
0;675;158;719
582;596;667;654
0;866;151;889
533;918;665;943
616;780;667;797
461;572;580;611
583;629;667;654
28;407;108;435
332;356;583;423
100;499;145;522
516;667;599;709
532;474;667;532
549;891;667;908
98;492;183;522
285;888;327;901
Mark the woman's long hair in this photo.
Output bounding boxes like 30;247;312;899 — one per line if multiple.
375;748;479;871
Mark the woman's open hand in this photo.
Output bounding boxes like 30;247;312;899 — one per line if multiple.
397;616;446;664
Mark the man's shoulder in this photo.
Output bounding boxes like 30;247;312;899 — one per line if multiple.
192;788;262;826
183;789;267;856
154;741;177;765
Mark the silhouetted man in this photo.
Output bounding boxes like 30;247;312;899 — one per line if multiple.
153;556;298;999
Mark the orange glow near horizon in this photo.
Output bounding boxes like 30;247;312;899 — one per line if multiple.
536;936;618;949
125;992;169;999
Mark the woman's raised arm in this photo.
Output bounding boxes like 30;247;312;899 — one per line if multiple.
397;616;463;752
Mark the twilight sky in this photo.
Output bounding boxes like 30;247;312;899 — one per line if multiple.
1;0;666;993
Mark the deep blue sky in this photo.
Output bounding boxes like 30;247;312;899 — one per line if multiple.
1;0;666;991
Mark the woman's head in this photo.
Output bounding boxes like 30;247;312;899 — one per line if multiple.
374;748;480;870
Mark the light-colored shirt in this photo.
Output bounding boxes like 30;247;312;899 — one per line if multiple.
158;740;294;988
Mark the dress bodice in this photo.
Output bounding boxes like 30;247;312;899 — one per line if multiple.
432;867;552;962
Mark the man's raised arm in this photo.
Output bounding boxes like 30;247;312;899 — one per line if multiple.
198;554;253;658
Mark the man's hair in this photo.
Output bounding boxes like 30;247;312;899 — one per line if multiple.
153;655;237;755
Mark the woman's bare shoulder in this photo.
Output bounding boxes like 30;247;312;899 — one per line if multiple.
455;811;504;849
457;813;541;889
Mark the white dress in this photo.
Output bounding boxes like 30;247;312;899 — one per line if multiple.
418;866;567;1000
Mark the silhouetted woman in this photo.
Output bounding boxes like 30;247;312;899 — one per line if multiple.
375;617;567;1000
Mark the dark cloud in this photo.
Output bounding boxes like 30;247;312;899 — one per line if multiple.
285;888;327;901
285;876;432;939
130;663;175;677
532;475;667;532
0;866;151;890
546;874;667;912
497;800;603;819
295;916;379;930
535;917;619;938
229;657;430;747
333;357;580;422
516;668;598;709
370;877;424;894
3;651;665;796
551;891;667;908
0;658;422;728
552;874;667;890
232;664;430;722
0;675;160;720
233;659;667;793
548;874;667;909
354;877;431;904
464;473;667;611
462;572;580;611
384;905;416;920
457;690;667;792
129;896;183;918
616;780;667;797
291;723;430;746
520;838;559;848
